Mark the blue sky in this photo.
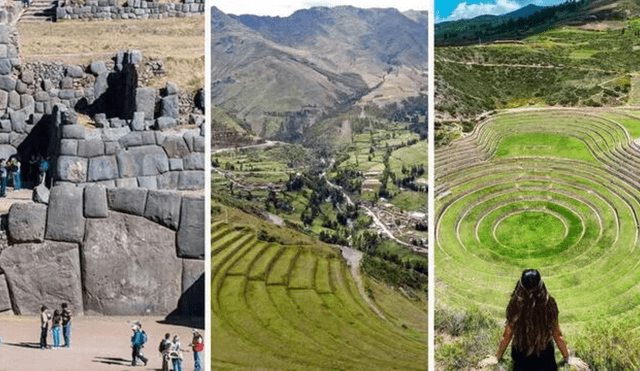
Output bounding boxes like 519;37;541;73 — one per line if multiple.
436;0;566;23
213;0;428;17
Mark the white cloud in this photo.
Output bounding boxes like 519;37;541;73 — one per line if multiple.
445;0;521;22
213;0;428;17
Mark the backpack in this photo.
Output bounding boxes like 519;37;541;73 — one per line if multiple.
140;331;148;345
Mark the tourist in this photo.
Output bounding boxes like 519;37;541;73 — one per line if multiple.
11;157;20;191
39;305;51;349
480;269;588;370
51;309;62;348
191;329;203;371
130;321;148;366
171;335;184;371
0;159;6;198
38;156;49;186
159;333;172;371
61;302;72;347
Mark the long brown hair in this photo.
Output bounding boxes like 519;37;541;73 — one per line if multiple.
506;269;558;356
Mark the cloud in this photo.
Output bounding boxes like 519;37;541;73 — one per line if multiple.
445;0;522;22
214;0;427;17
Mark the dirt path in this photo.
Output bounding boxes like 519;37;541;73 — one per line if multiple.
335;245;386;321
211;140;285;154
0;315;202;371
437;58;620;74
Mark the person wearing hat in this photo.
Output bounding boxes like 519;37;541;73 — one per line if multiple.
191;329;203;371
170;335;184;371
480;269;588;370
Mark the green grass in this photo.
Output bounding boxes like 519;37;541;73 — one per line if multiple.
436;108;640;334
494;132;599;163
390;191;428;212
212;203;428;370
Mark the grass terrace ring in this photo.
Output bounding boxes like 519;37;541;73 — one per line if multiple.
435;108;640;327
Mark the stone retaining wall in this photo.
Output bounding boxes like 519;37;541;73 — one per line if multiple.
56;0;205;21
0;185;204;315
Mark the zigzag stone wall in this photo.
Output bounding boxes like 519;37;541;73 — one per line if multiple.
0;185;204;315
56;0;205;21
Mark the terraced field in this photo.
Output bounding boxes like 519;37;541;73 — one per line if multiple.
435;107;640;328
212;208;428;370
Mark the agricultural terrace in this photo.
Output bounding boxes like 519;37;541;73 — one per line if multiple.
435;107;640;330
211;204;427;370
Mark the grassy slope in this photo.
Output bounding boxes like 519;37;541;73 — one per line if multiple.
212;203;427;370
17;17;204;91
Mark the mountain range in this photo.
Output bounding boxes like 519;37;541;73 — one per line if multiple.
211;6;427;143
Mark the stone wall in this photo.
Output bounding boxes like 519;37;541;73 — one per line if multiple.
0;185;205;315
56;0;205;21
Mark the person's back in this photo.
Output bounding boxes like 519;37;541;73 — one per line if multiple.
61;303;72;347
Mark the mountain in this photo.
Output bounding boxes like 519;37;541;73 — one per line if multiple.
211;6;427;144
435;0;640;46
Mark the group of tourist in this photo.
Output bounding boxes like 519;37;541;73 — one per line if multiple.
130;321;203;370
39;303;72;349
0;156;20;197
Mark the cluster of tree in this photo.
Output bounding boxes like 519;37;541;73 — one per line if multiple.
319;229;349;246
265;186;293;212
395;164;427;193
332;168;364;194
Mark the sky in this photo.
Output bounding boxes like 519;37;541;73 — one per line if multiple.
435;0;565;23
212;0;429;17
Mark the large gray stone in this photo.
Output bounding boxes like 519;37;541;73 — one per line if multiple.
0;241;83;315
143;190;181;230
21;70;34;85
56;156;88;183
165;81;178;95
176;196;204;259
62;125;86;139
106;187;148;216
0;145;16;161
33;183;50;204
136;176;157;189
87;155;118;182
0;274;11;312
94;113;109;128
118;132;142;149
90;61;107;75
7;90;19;110
66;65;84;78
60;139;78;156
157;171;179;190
193;135;205;152
84;185;108;218
0;90;7;110
156;116;177;130
183;152;204;170
10;109;27;133
115;177;138;188
116;145;169;178
136;87;155;120
131;111;145;131
0;75;15;91
45;186;85;243
168;158;183;171
94;72;108;98
162;135;189;158
82;212;181;315
77;139;105;157
178;171;204;190
160;95;179;118
101;127;130;141
8;202;47;243
21;94;34;110
182;259;204;293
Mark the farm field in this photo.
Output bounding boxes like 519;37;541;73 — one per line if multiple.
435;107;640;331
211;204;428;370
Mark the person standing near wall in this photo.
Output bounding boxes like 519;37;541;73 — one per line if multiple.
191;329;203;371
61;303;72;348
12;157;20;191
51;309;62;348
39;305;51;349
0;159;7;197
